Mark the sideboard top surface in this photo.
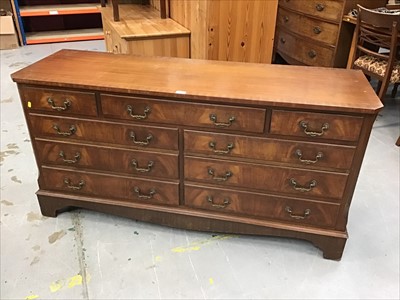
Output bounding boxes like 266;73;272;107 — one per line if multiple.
11;49;382;114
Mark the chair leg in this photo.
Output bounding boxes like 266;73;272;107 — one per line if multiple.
378;79;391;101
392;83;399;98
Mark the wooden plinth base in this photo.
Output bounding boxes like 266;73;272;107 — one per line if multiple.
37;191;347;260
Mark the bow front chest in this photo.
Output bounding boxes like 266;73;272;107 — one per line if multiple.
12;50;382;259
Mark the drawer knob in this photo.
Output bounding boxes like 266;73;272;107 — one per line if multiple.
64;178;85;190
47;97;71;111
283;16;289;23
313;26;322;34
209;141;234;155
131;159;154;173
315;3;325;12
133;187;156;199
308;50;317;59
52;124;76;137
285;206;311;220
280;37;286;44
130;132;153;146
289;178;317;192
299;121;329;137
208;168;232;182
127;105;151;120
295;149;323;164
206;195;230;209
59;151;81;164
209;114;235;128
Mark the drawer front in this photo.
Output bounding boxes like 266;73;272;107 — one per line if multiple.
185;185;340;228
279;0;344;22
277;8;339;45
19;86;97;117
270;110;363;142
185;157;348;201
29;115;179;151
184;130;355;170
35;140;179;179
275;29;334;67
100;94;266;133
40;167;179;206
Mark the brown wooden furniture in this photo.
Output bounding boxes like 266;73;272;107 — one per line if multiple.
11;50;382;260
350;5;400;101
169;0;278;63
274;0;387;67
108;0;167;21
100;3;189;57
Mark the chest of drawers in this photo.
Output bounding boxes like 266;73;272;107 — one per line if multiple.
274;0;387;67
12;50;382;260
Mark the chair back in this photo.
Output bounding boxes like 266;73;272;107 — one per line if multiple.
353;5;399;65
351;5;400;100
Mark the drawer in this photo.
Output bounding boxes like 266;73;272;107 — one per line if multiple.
184;130;356;170
279;0;344;22
100;94;266;133
185;185;340;228
270;110;363;142
184;157;348;201
29;114;179;151
19;86;97;117
277;7;339;45
275;29;334;67
40;167;179;206
35;140;179;179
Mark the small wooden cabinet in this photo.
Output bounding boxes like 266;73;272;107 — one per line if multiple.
274;0;387;67
12;50;382;260
100;4;190;57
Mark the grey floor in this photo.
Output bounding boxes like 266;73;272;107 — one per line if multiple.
1;40;399;300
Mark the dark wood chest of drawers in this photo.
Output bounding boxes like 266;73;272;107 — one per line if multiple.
12;50;382;259
274;0;387;67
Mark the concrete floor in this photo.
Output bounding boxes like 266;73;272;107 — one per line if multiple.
1;40;399;300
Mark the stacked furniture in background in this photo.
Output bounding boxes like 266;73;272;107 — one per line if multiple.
274;0;387;67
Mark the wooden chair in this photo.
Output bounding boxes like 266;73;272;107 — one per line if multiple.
351;5;400;101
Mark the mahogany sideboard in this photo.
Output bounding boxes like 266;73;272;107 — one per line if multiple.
11;50;382;260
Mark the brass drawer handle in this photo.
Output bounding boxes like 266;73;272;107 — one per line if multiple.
280;37;286;44
133;187;156;199
47;97;71;111
59;151;80;164
131;159;154;173
290;178;317;192
208;168;232;182
313;26;322;34
52;124;76;136
127;105;151;120
209;114;235;128
315;3;325;12
285;206;311;220
299;121;329;137
308;50;317;58
295;149;323;164
206;195;230;209
130;131;153;146
64;178;85;190
209;141;234;155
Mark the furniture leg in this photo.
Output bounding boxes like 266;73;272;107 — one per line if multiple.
112;0;119;21
391;83;399;98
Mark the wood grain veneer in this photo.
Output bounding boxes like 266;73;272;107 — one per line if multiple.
12;50;382;260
